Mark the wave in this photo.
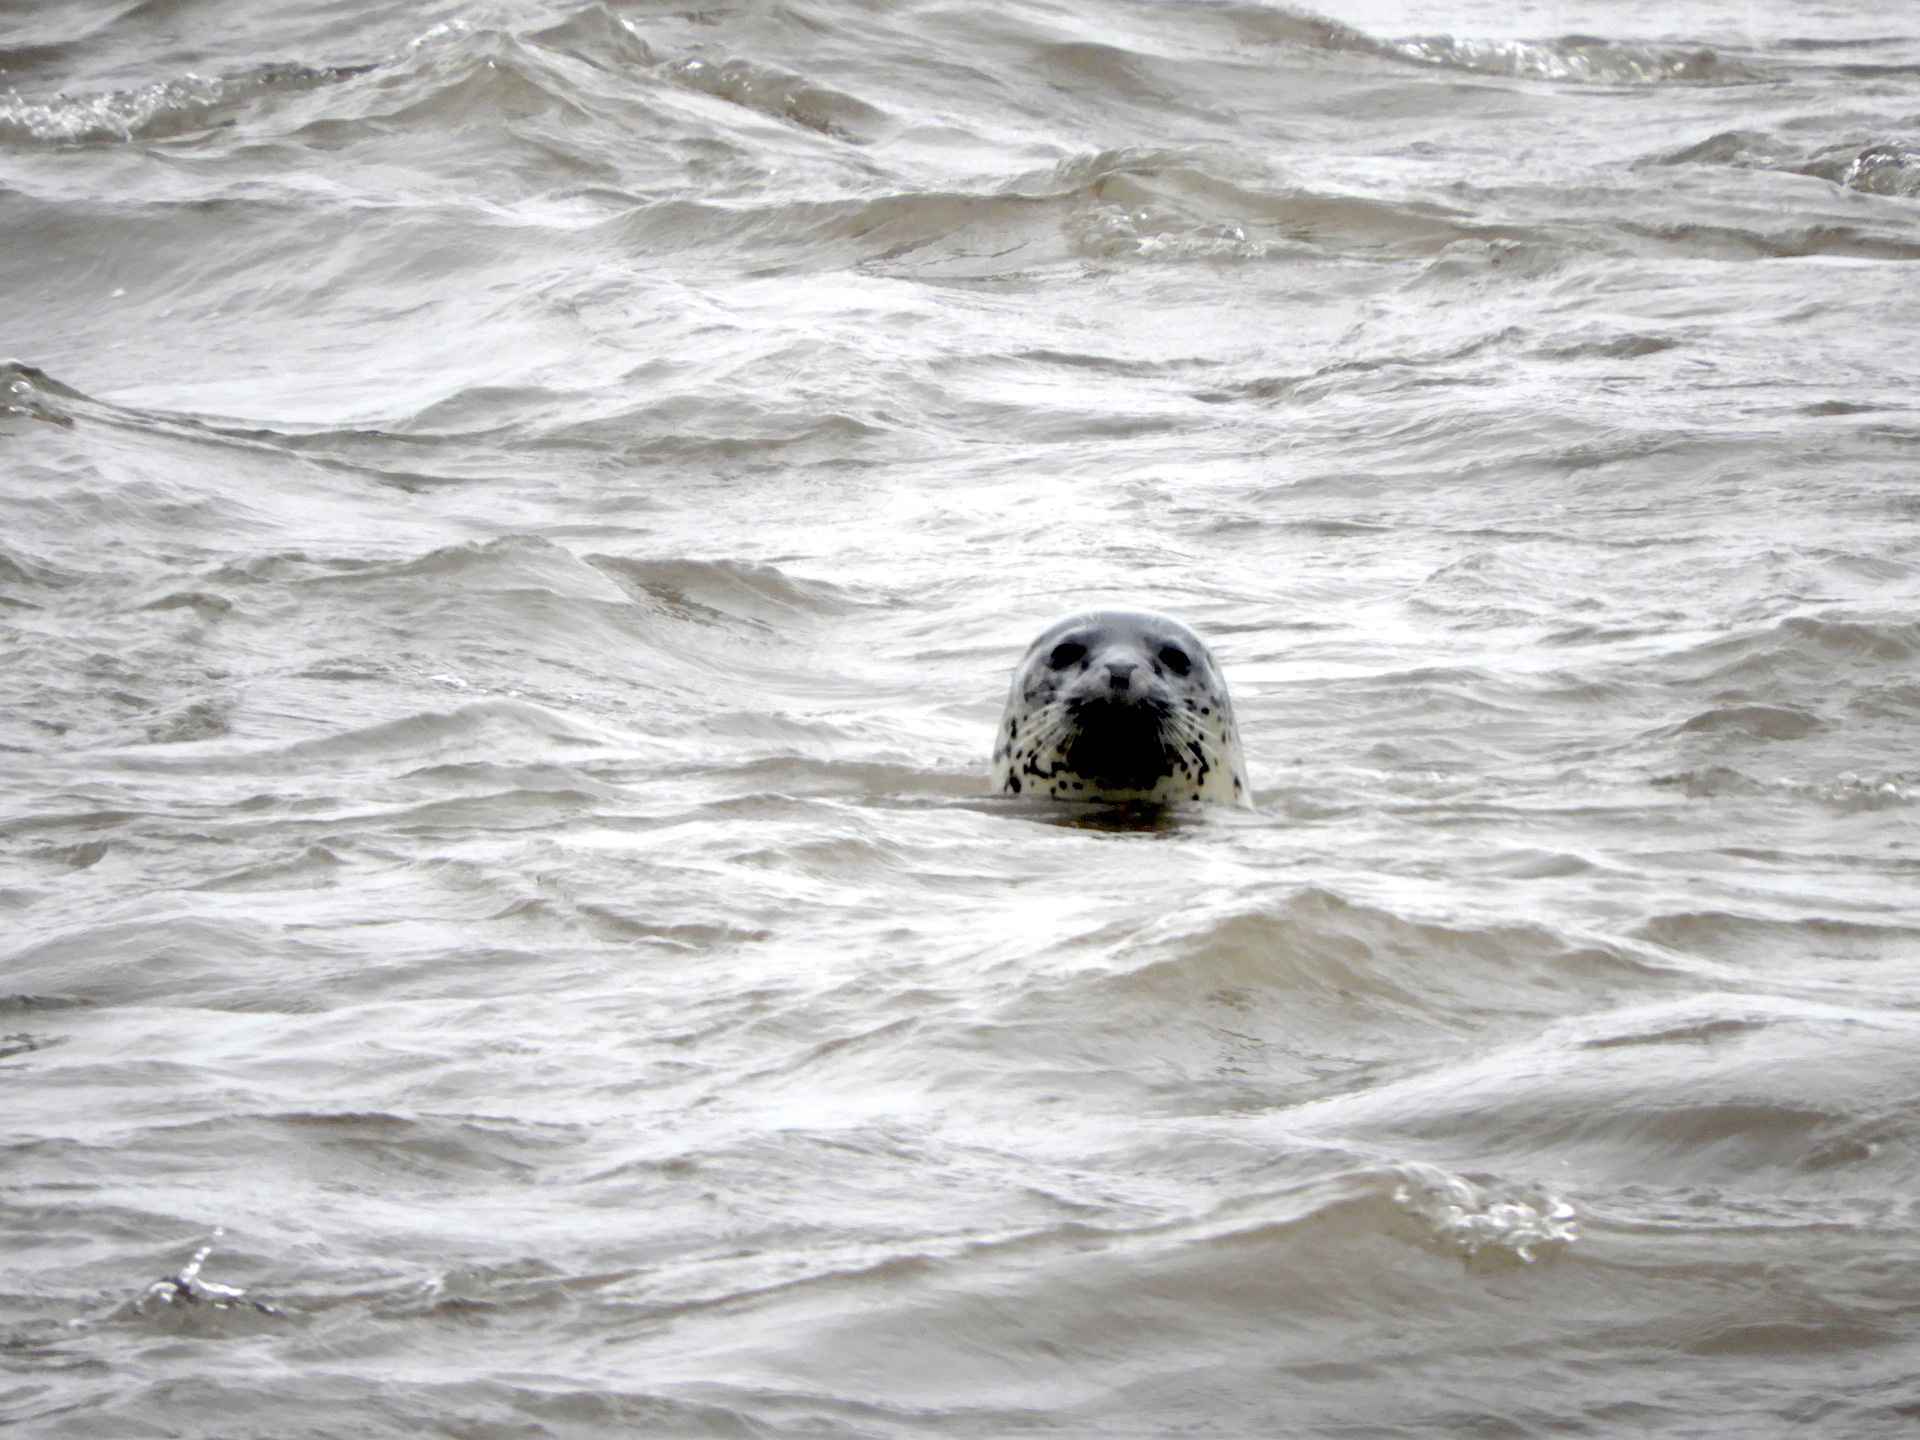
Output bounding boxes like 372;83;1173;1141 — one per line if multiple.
68;694;625;773
300;537;633;606
280;537;863;649
0;3;887;191
1655;129;1920;198
532;4;889;142
1666;702;1823;741
587;553;864;626
0;362;90;425
583;137;1920;277
1656;765;1920;808
364;1157;1575;1325
1795;142;1920;198
1282;996;1920;1193
1664;614;1920;688
0;359;394;461
1384;1162;1578;1263
275;697;612;763
1633;911;1920;966
0;544;75;595
591;146;1507;278
1377;33;1763;86
1098;886;1657;1012
5;913;333;1010
0;62;367;147
0;356;892;480
1210;2;1762;86
974;888;1676;1113
654;53;885;143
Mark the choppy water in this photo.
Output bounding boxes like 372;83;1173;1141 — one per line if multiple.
5;0;1920;1434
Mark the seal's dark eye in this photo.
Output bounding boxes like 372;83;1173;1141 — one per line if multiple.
1047;641;1087;670
1158;646;1191;677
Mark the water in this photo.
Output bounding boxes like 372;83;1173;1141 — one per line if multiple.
4;0;1920;1434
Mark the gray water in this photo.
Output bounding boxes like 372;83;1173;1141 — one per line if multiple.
5;0;1920;1435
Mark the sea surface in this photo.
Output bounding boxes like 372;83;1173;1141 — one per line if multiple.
4;0;1920;1435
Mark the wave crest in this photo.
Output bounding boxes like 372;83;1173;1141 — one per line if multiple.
1383;33;1761;86
1658;131;1920;197
0;62;364;146
1390;1163;1579;1263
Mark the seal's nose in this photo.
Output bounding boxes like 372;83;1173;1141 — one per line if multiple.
1106;662;1136;692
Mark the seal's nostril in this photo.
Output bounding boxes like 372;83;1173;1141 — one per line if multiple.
1107;662;1135;690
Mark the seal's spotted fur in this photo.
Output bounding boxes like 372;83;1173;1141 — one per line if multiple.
992;610;1251;807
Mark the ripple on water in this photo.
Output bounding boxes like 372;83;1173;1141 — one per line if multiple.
4;0;1920;1433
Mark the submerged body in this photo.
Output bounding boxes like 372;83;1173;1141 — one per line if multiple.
993;610;1251;807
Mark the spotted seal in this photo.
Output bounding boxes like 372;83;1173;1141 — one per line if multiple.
992;610;1251;807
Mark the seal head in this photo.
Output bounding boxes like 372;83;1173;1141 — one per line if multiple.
992;610;1251;807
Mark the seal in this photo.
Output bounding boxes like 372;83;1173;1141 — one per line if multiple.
992;610;1252;807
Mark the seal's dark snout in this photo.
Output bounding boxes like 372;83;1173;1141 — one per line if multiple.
1062;698;1171;792
1106;661;1136;692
